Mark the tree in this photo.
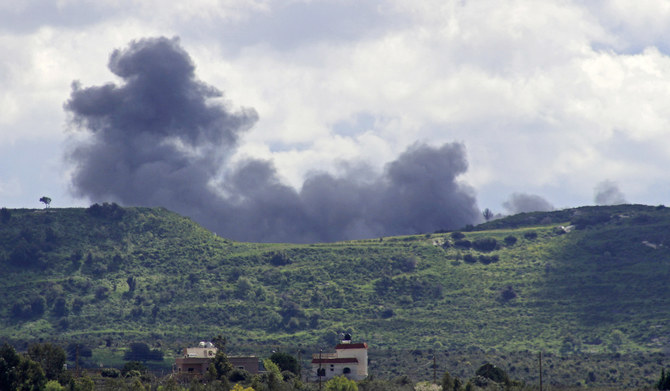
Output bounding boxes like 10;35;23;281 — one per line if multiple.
66;343;92;368
1;344;46;391
16;355;47;390
127;276;137;292
45;380;64;391
0;343;22;390
0;207;10;223
475;363;509;386
658;368;670;390
441;370;454;391
123;343;163;362
53;297;69;317
482;208;494;221
262;358;282;391
39;196;52;209
27;343;66;381
269;352;299;375
207;335;232;382
325;375;358;391
121;362;147;377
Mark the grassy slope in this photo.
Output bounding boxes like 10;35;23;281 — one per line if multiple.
1;204;669;360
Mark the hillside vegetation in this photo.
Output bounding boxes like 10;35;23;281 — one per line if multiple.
1;203;669;359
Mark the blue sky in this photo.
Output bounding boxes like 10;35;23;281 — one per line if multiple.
2;0;669;218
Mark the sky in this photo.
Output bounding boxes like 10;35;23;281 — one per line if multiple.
2;0;670;242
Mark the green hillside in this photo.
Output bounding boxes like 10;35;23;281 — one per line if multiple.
1;203;669;358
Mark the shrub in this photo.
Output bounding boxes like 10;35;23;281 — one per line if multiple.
454;240;471;249
380;308;394;319
451;231;465;240
121;361;147;376
479;255;499;265
392;255;417;272
101;368;121;378
500;286;517;301
504;235;517;246
53;297;69;317
463;254;477;264
267;251;291;266
30;296;46;317
87;202;125;219
325;375;359;391
472;238;497;252
523;232;538;240
228;368;250;382
475;363;509;385
571;211;611;229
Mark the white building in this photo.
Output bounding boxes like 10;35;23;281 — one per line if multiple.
311;335;368;381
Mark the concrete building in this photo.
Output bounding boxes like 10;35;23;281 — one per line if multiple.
311;334;368;382
174;342;260;375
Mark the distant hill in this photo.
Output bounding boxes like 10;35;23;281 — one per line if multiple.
1;203;669;358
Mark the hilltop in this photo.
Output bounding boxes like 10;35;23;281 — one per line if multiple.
1;203;669;357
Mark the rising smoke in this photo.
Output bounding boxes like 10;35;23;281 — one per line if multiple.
594;180;627;205
64;37;480;242
502;193;554;214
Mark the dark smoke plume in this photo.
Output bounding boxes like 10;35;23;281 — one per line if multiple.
594;180;626;205
65;37;480;242
502;193;554;214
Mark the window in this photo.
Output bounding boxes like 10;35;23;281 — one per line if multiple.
343;367;351;374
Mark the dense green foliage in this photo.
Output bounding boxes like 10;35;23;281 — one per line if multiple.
1;204;670;389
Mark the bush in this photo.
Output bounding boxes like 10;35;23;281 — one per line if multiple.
454;240;471;249
472;238;497;252
523;232;538;240
475;363;509;385
45;380;63;391
451;232;465;240
500;286;517;301
266;251;291;266
463;254;477;264
87;202;125;219
504;236;517;246
121;361;147;376
325;375;359;391
101;368;121;378
478;255;499;265
228;368;250;383
571;211;611;229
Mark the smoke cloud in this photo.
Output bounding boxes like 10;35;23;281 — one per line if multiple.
64;37;480;242
594;180;627;205
502;193;554;214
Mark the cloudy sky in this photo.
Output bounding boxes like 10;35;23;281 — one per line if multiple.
1;0;669;241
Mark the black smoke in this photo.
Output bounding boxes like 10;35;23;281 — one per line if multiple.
64;37;480;242
594;180;627;205
502;193;554;214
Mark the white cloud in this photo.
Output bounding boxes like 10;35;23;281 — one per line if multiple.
3;0;670;211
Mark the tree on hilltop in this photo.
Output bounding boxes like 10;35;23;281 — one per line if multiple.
39;196;51;209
